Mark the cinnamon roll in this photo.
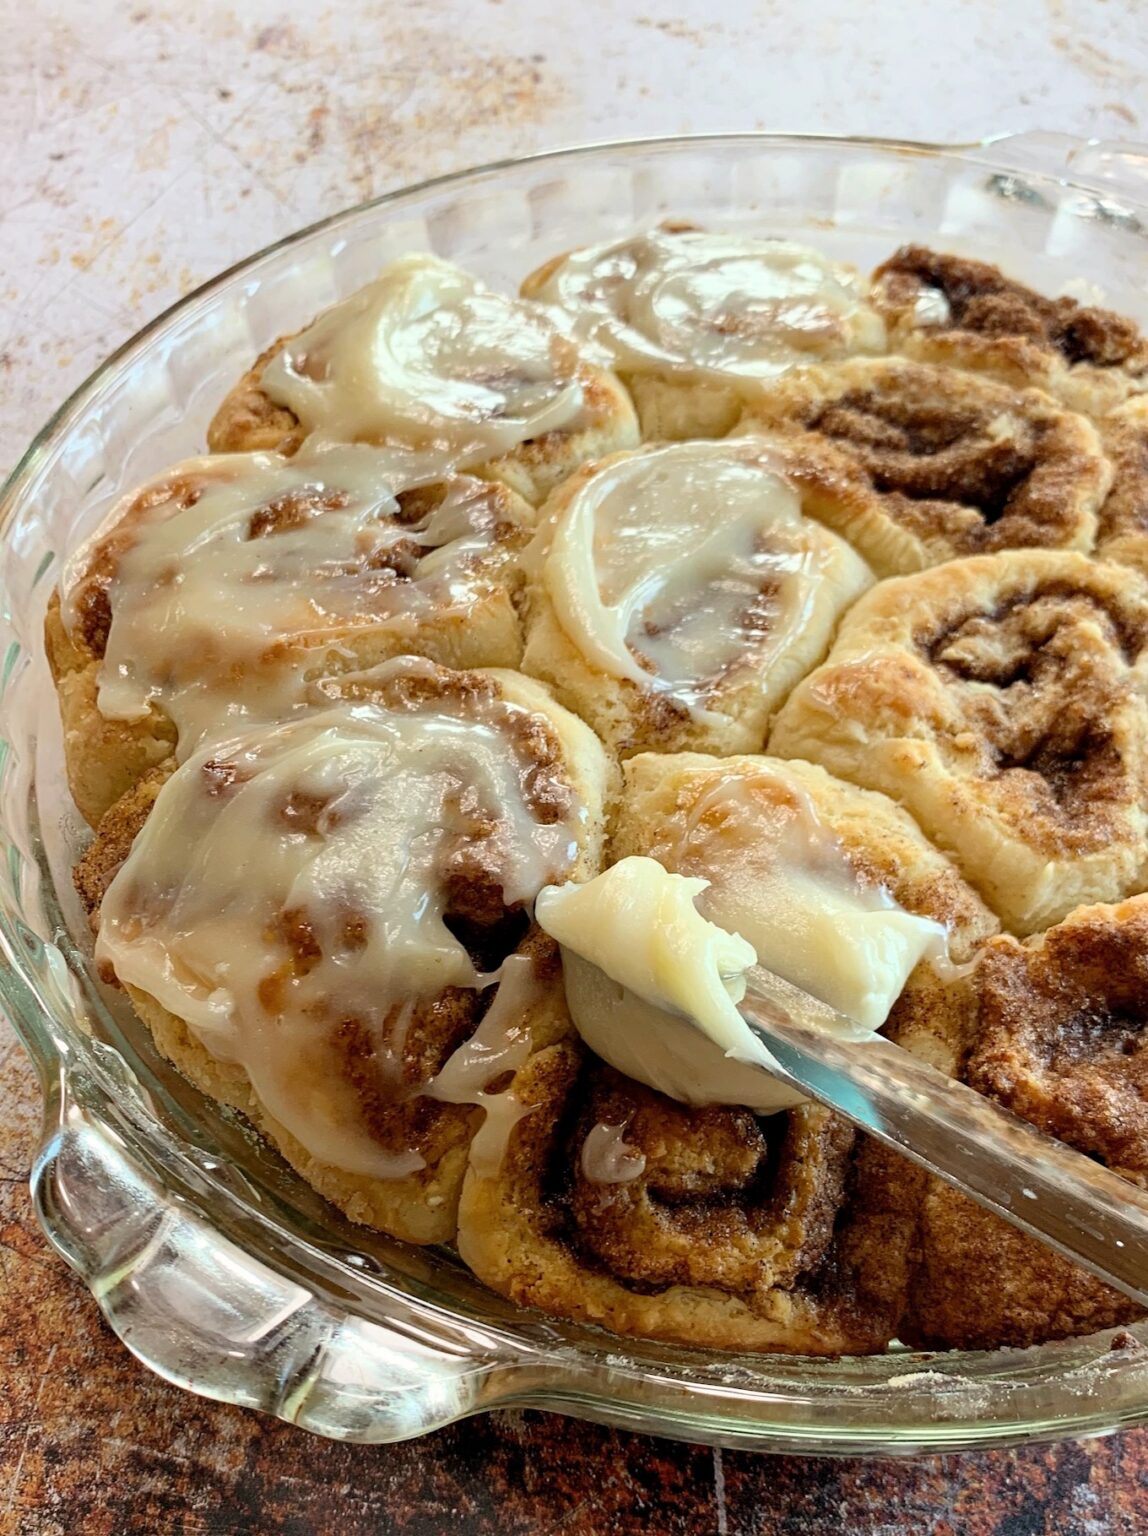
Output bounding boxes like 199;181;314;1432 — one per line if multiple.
736;357;1110;576
207;254;639;505
46;444;534;825
770;550;1148;936
519;439;872;758
457;752;996;1354
894;896;1148;1349
872;245;1148;415
75;658;615;1244
1097;396;1148;574
522;227;885;440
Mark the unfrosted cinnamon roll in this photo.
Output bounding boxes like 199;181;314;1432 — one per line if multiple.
872;245;1148;415
46;444;534;825
76;657;615;1244
519;439;872;758
457;752;996;1354
736;357;1110;576
770;550;1148;935
1097;396;1148;573
207;254;639;505
894;896;1148;1350
522;227;885;440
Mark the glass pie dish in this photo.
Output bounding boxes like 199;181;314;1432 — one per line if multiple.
6;131;1148;1454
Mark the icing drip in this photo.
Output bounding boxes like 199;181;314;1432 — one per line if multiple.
534;439;845;708
97;660;583;1178
262;253;586;459
579;1121;647;1185
65;443;523;751
531;228;885;383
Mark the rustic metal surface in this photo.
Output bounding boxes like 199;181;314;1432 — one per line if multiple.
4;3;1148;1529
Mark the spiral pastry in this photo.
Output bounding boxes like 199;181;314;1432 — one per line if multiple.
520;439;872;758
1097;396;1148;574
872;244;1148;415
892;896;1148;1349
770;550;1148;936
522;226;885;440
46;444;535;825
457;752;996;1353
76;658;614;1244
737;357;1111;577
207;254;639;505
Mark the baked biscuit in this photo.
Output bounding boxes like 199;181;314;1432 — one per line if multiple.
893;897;1148;1349
1097;396;1148;574
458;752;997;1354
873;244;1148;416
77;658;616;1244
770;550;1148;935
520;439;872;758
47;446;534;825
207;253;639;506
523;226;885;440
736;357;1111;576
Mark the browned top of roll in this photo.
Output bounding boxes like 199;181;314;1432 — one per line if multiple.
967;897;1148;1177
743;358;1110;575
874;245;1148;374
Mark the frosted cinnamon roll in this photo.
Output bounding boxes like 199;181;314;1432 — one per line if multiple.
894;896;1148;1349
522;227;885;440
457;752;997;1354
770;550;1148;935
46;444;534;825
736;357;1110;577
872;245;1148;415
207;254;639;505
519;439;872;758
1096;396;1148;573
75;658;615;1244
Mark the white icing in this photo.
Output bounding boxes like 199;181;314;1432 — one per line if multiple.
64;443;523;751
531;228;885;384
579;1122;647;1185
97;660;583;1178
534;439;858;707
537;766;948;1114
261;253;586;460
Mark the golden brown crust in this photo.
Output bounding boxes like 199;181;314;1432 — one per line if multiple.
207;337;308;455
458;1037;907;1355
895;898;1148;1350
1097;397;1148;574
770;550;1148;935
873;245;1148;414
738;358;1111;577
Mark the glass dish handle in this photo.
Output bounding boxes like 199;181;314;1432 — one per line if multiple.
31;1070;529;1442
979;130;1148;201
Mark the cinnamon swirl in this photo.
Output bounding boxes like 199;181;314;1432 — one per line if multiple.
736;357;1111;576
522;227;885;440
457;752;996;1353
46;446;534;825
519;439;872;758
207;254;639;505
893;896;1148;1349
1097;397;1148;574
770;550;1148;935
872;245;1148;415
75;658;616;1243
